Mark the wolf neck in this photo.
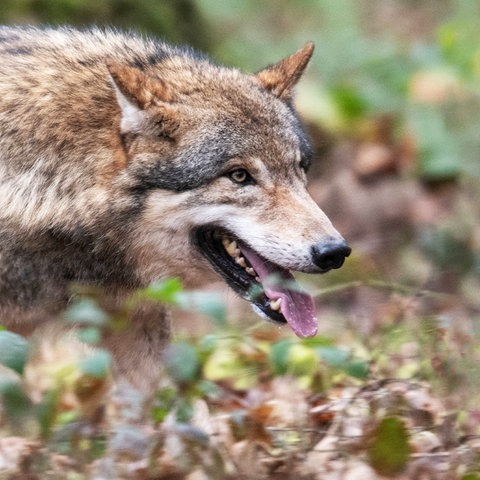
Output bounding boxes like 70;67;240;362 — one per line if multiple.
0;217;140;310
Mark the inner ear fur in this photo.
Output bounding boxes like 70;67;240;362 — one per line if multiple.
107;61;174;108
107;62;179;137
255;42;314;100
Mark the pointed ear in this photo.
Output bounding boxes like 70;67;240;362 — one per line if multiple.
255;43;314;100
106;62;176;134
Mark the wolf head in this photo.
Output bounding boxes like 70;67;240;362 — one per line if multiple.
108;44;350;338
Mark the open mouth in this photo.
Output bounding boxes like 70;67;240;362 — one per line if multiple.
193;225;318;338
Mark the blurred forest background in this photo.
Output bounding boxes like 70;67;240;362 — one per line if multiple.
0;1;480;478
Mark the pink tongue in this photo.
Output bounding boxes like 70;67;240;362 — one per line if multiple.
239;242;318;338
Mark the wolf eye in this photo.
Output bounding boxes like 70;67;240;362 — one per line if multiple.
228;168;252;185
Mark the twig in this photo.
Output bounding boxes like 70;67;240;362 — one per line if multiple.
312;279;454;300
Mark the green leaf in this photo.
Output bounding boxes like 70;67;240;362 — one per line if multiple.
203;346;257;389
197;379;221;398
0;377;33;427
198;334;218;355
317;346;369;379
287;344;318;377
176;291;227;325
367;417;410;476
317;346;350;367
163;343;199;384
65;299;109;327
344;360;369;379
77;326;101;345
269;339;294;376
248;283;264;301
37;387;61;439
0;331;29;375
151;387;177;423
78;350;111;379
175;398;194;423
204;347;240;381
142;278;183;304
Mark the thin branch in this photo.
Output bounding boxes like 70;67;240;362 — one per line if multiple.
312;279;454;300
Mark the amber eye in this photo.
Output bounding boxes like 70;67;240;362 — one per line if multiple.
228;168;251;184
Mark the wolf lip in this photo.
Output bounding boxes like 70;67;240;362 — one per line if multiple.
193;226;318;338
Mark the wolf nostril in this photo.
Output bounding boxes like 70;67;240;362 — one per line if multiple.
311;240;351;271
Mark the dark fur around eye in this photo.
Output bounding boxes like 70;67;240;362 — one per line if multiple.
299;151;312;172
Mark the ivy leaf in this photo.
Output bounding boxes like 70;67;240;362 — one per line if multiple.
287;344;318;387
65;299;109;327
141;278;183;304
344;360;369;379
203;346;257;390
163;343;199;384
151;387;177;423
367;417;410;476
269;339;294;376
78;350;111;379
77;326;102;345
175;291;227;325
0;331;29;375
0;377;33;430
318;346;369;379
37;387;61;439
142;281;227;324
317;346;350;367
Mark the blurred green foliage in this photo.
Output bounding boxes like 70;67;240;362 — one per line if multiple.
0;0;213;50
0;331;29;375
142;278;227;325
0;291;370;435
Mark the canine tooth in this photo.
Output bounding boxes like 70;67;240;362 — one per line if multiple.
225;240;237;257
235;256;247;268
246;267;256;276
270;298;282;311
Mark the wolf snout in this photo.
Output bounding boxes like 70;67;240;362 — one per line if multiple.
311;239;351;271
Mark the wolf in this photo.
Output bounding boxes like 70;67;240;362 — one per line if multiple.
0;26;350;389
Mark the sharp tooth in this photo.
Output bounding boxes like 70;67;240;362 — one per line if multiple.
235;256;247;268
225;240;237;257
246;267;256;276
270;298;282;311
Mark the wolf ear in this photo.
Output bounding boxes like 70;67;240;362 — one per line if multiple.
107;62;177;135
255;43;314;100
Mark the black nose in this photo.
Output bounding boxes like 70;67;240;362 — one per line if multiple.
311;239;351;271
